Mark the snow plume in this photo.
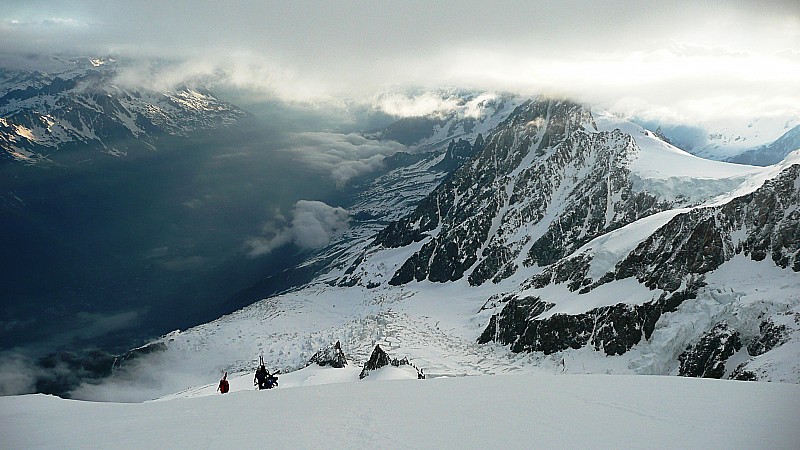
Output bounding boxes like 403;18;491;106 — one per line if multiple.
285;132;407;187
246;200;349;257
463;92;499;119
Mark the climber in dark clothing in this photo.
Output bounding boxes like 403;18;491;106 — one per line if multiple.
266;371;278;389
254;364;269;390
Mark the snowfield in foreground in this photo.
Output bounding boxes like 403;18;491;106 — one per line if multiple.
2;372;798;449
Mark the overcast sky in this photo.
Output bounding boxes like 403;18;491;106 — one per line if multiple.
1;1;799;122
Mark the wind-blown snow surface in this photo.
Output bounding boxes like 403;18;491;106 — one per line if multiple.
4;373;799;449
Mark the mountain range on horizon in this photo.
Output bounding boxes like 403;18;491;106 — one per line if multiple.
2;56;799;168
0;57;244;165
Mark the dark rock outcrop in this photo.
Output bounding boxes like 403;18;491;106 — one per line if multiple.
432;138;478;173
747;319;789;356
307;341;348;368
730;365;759;381
678;323;742;378
359;344;392;379
478;286;699;356
479;163;800;361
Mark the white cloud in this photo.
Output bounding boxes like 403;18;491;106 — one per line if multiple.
376;92;461;118
246;200;350;257
284;132;407;187
0;1;798;124
70;347;215;402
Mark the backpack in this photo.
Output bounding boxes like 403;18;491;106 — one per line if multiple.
219;379;230;393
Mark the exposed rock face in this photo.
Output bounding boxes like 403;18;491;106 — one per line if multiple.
307;341;348;368
431;137;481;173
729;365;759;381
610;164;800;286
678;323;742;378
747;319;789;357
374;98;672;287
359;344;391;379
477;287;699;356
480;163;800;361
730;315;796;381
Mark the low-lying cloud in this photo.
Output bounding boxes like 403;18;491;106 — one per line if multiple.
0;347;117;397
0;351;38;395
246;200;350;257
284;132;407;187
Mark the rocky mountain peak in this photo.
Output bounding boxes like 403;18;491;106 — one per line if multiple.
363;97;671;287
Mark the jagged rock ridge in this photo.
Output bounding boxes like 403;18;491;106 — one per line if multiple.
480;160;800;376
371;98;677;287
359;344;391;379
307;341;348;368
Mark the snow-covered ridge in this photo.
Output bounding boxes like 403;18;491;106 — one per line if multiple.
6;374;799;448
0;58;244;163
593;109;763;203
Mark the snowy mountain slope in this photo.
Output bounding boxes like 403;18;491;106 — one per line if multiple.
68;97;800;403
727;124;800;166
353;98;759;290
300;96;518;287
6;374;799;449
479;152;800;376
659;114;800;161
327;100;798;383
0;58;243;163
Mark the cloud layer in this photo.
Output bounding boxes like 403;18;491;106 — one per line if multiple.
1;1;798;122
283;132;408;187
246;200;350;257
